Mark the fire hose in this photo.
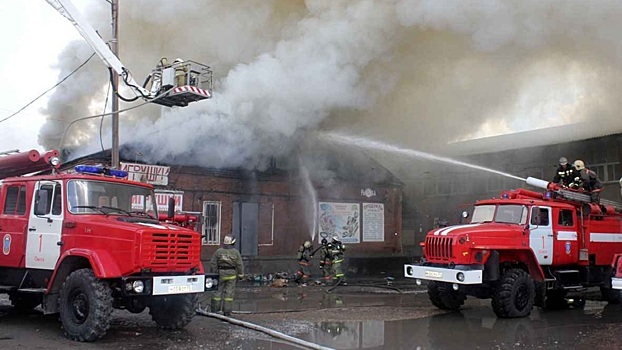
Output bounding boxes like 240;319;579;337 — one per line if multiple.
196;308;335;350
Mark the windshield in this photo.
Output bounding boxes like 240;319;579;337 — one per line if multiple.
471;204;528;225
67;180;157;217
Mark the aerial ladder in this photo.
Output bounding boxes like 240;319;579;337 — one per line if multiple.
45;0;213;107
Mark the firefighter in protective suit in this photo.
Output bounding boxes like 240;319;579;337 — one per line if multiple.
570;160;603;203
329;234;347;285
319;238;333;285
210;235;244;316
294;241;313;286
553;157;577;187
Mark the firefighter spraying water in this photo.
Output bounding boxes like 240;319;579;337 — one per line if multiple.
405;174;622;318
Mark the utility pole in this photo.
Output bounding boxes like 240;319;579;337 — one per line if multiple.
111;0;120;168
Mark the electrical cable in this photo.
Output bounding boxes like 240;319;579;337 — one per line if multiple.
57;89;172;151
0;53;96;124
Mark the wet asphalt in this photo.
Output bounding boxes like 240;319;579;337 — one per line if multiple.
1;280;622;349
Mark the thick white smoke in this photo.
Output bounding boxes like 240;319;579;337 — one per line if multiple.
39;0;622;175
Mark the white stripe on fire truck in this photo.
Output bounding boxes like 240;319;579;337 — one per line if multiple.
434;224;482;236
590;233;622;243
557;231;577;241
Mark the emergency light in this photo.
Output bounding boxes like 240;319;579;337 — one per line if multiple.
75;165;128;178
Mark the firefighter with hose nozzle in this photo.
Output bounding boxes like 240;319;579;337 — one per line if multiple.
329;234;347;286
294;240;313;286
553;157;577;188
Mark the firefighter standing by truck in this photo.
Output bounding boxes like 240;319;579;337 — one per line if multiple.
210;235;244;316
294;241;313;286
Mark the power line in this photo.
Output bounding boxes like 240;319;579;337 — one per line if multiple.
0;53;96;124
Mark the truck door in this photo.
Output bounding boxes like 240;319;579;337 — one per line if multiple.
26;181;63;270
529;206;553;265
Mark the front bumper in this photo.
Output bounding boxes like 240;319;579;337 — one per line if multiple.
404;264;483;285
612;277;622;290
122;273;218;296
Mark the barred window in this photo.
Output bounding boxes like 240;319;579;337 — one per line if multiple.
202;201;221;245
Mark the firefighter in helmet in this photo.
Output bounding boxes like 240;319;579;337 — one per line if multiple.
210;234;244;316
319;238;333;285
329;234;347;285
570;160;603;203
553;157;577;187
294;240;313;286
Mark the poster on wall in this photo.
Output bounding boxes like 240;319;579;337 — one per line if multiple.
318;202;360;244
362;202;384;242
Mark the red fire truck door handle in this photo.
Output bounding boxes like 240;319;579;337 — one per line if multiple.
28;227;36;231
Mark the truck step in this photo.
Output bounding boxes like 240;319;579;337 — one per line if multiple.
555;270;579;274
562;285;584;290
17;288;46;293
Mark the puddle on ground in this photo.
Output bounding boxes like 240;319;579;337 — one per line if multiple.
239;300;622;350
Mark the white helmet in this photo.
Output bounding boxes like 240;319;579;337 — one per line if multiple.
574;160;585;170
223;235;236;245
559;157;568;165
303;241;312;248
332;234;340;242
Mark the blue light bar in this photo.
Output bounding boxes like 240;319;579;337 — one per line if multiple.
75;165;103;174
108;169;128;178
75;165;128;178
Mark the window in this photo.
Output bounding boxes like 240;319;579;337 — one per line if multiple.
531;207;550;226
3;185;26;215
590;162;619;183
558;209;574;226
202;201;221;245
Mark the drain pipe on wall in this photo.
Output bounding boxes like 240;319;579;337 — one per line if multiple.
196;309;334;350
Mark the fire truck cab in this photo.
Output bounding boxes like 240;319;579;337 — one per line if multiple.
405;177;622;318
0;150;217;341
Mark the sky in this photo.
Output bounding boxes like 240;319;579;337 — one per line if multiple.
0;0;82;153
3;0;622;182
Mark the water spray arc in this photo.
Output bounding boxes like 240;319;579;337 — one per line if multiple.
321;132;526;182
298;156;318;242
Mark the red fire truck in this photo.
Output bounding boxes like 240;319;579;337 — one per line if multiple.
404;177;622;318
0;150;217;341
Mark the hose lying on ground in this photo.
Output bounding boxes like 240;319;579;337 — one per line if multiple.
196;308;335;350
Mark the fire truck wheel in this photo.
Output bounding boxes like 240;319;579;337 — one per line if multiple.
427;281;466;310
59;268;113;342
491;268;535;318
600;286;622;304
149;293;198;330
9;292;42;312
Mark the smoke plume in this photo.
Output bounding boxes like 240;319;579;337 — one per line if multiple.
40;0;622;179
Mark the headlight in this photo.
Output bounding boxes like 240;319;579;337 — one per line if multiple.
205;278;214;289
132;280;145;293
456;272;465;282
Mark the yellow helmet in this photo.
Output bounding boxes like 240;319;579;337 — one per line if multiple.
574;160;585;170
303;241;312;248
223;235;236;245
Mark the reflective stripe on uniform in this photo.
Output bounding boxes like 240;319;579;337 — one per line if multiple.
222;275;237;281
333;259;344;263
335;273;344;277
212;297;222;301
223;298;234;302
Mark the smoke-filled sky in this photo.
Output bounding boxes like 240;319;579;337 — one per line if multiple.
5;0;622;180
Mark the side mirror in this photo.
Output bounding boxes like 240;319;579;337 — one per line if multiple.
34;189;49;216
461;211;469;219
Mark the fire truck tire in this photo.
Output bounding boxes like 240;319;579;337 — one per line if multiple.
491;268;535;318
149;293;198;330
427;281;466;310
9;292;42;312
59;268;113;342
600;286;622;304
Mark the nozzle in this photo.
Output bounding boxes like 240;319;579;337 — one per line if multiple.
526;177;558;191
